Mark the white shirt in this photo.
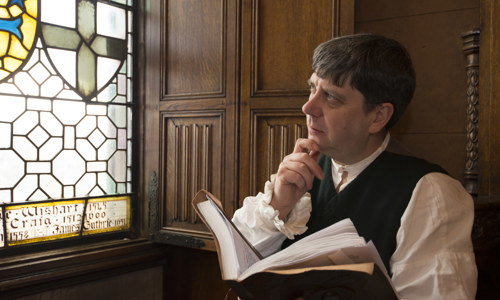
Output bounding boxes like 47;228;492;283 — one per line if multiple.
232;135;477;299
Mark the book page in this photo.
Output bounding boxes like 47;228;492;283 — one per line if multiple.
209;198;262;272
197;195;261;279
328;241;387;275
239;219;369;279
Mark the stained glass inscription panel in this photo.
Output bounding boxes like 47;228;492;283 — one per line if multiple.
0;195;131;246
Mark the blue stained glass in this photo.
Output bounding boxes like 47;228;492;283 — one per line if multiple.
0;17;22;40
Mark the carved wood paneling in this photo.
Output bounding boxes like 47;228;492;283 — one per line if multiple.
161;113;223;234
162;0;226;99
151;0;239;241
250;111;307;194
148;0;354;243
462;29;480;198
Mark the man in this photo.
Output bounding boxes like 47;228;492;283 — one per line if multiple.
232;33;477;299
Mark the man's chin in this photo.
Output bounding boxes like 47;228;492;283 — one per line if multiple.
307;135;322;145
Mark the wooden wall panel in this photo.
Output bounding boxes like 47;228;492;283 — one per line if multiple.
163;0;225;98
252;0;336;95
152;0;239;238
251;112;307;194
161;113;223;234
14;266;164;300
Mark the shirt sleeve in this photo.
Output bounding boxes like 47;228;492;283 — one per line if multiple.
390;172;478;299
231;175;312;257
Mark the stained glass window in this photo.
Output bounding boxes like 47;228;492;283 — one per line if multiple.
0;0;134;248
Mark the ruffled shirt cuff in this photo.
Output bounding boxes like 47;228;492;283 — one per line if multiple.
259;175;312;239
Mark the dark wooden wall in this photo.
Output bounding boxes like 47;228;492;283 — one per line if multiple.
145;0;496;299
7;0;500;299
146;1;493;299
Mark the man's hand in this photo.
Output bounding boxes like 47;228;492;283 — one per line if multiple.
271;138;324;220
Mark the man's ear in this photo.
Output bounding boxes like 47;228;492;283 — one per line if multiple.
369;102;394;134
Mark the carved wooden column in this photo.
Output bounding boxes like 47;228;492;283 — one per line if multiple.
462;29;480;198
463;26;500;299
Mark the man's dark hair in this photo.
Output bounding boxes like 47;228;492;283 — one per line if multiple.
312;33;416;128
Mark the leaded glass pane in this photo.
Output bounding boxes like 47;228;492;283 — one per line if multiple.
0;123;11;147
13;110;38;134
29;62;50;84
41;26;81;50
40;111;63;136
41;76;64;97
77;139;96;160
96;3;126;39
78;44;96;96
53;100;86;125
39;137;62;160
0;95;24;121
13;136;37;160
28;98;51;111
0;150;24;189
28;125;49;147
40;0;75;28
47;48;77;85
78;0;96;41
15;72;39;95
0;0;134;247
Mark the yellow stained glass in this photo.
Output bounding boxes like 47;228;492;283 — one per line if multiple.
8;3;22;17
0;31;8;56
26;0;37;18
8;35;28;59
0;0;38;81
3;56;22;72
0;7;9;18
21;14;36;49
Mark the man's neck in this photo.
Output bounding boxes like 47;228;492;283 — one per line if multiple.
331;133;390;188
334;132;389;165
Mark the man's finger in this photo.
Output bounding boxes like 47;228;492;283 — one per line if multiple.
283;152;324;180
293;138;320;154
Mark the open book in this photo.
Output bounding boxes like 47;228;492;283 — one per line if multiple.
192;189;399;300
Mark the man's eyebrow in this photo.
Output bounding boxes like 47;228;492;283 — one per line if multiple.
323;86;347;100
307;77;348;101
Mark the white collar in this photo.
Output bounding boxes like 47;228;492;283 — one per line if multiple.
331;133;391;191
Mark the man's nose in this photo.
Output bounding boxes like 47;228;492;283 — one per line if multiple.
302;92;321;117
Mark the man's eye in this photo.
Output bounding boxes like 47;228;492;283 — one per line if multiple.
326;93;337;101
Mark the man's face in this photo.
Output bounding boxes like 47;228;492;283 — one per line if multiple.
303;73;378;164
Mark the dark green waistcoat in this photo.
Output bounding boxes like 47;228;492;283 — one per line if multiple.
281;151;446;273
